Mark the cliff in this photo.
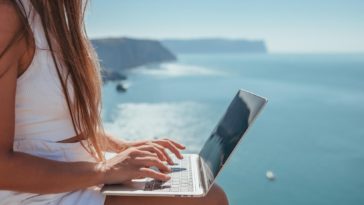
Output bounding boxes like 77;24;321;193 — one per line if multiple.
92;37;177;71
162;38;267;54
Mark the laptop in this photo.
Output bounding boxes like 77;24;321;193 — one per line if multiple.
101;89;268;197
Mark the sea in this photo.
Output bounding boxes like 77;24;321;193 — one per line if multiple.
101;53;364;205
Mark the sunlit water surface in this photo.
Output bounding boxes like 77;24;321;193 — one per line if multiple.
102;54;364;205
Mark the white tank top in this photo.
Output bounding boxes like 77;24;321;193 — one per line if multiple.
14;0;77;142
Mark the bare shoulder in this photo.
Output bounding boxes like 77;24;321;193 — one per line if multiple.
0;0;26;74
0;0;25;154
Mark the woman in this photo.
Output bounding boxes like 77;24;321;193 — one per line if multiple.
0;0;229;204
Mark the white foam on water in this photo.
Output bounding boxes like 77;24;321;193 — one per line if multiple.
131;63;225;77
103;102;213;152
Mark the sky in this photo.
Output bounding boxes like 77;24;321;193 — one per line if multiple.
85;0;364;53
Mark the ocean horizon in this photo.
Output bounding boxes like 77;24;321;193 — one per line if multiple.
101;53;364;205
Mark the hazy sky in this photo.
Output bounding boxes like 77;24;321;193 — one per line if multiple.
86;0;364;53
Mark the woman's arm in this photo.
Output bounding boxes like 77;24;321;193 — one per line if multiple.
0;153;105;194
101;132;130;153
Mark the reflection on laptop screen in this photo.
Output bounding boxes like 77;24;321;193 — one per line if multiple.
199;90;267;188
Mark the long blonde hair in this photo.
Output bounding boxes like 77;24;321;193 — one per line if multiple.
15;0;105;161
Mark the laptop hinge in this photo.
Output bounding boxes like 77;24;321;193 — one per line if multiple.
198;156;208;194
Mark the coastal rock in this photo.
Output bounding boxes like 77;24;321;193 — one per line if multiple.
101;69;127;82
162;38;268;54
92;37;177;71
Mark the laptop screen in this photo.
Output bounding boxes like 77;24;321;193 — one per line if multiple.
199;90;267;190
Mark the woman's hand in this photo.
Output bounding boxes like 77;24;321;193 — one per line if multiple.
100;147;172;185
127;139;186;165
103;133;186;164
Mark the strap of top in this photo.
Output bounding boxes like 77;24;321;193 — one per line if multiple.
16;0;48;49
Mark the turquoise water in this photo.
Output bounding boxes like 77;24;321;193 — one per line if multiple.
101;54;364;205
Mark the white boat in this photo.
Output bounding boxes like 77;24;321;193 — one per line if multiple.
266;170;275;181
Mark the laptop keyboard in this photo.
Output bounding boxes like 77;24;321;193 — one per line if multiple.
144;156;194;192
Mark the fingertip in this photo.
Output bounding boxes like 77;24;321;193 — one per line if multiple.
177;146;186;150
162;169;172;174
158;173;171;181
167;159;175;165
161;165;171;173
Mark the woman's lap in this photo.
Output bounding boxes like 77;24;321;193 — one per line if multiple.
104;184;228;205
0;187;105;205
